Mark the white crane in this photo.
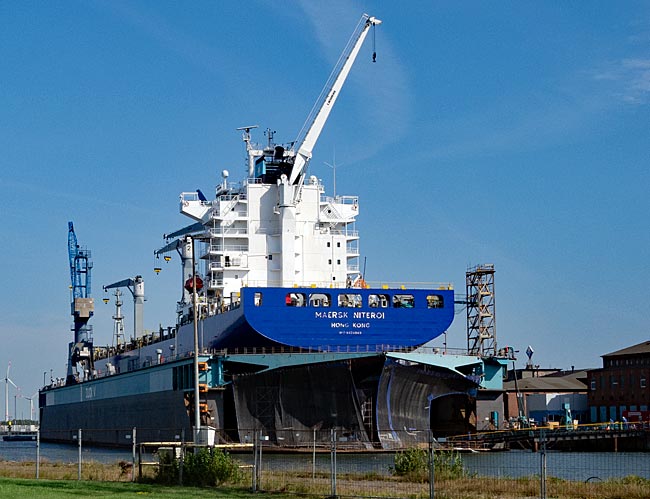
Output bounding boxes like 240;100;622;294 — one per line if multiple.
103;276;145;341
4;362;17;422
274;14;380;286
288;13;382;188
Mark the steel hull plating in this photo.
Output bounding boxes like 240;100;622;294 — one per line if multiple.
40;390;191;445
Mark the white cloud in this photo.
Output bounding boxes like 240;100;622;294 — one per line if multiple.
592;57;650;104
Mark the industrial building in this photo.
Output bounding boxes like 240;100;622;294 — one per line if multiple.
587;340;650;423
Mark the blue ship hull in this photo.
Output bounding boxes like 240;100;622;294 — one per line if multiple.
200;286;454;350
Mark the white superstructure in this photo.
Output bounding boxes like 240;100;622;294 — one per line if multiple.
178;158;361;312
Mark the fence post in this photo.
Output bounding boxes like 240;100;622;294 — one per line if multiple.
540;429;547;499
77;428;82;481
35;428;40;479
330;428;337;498
179;428;184;486
138;441;143;480
131;427;137;482
312;428;316;480
251;431;258;492
429;430;435;499
256;429;263;490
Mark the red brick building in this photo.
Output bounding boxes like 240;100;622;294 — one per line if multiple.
586;340;650;423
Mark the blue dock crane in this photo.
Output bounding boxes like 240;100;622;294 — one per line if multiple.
66;222;95;384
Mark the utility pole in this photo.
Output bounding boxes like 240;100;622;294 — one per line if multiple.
188;236;201;444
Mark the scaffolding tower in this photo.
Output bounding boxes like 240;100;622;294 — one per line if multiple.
466;264;496;356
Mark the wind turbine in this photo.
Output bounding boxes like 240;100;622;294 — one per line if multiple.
4;362;17;422
23;391;38;422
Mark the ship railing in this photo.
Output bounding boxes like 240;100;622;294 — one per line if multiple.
241;280;453;290
208;227;248;236
208;344;472;357
180;191;212;207
328;229;359;237
210;344;418;356
208;244;249;253
321;194;359;205
366;281;454;290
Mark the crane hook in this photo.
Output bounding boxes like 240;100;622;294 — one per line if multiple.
372;22;377;62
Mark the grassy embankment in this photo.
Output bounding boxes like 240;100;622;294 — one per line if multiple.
1;459;649;499
0;478;270;499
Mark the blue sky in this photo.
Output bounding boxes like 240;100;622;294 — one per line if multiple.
1;1;649;419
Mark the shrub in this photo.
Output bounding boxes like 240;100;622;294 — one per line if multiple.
155;447;240;487
183;448;240;487
392;448;466;482
154;451;179;485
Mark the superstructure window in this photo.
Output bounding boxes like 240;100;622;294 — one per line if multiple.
285;292;306;307
338;293;362;308
426;295;444;308
393;294;415;308
309;293;331;307
368;294;389;308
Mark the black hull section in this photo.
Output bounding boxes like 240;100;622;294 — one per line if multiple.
40;391;192;446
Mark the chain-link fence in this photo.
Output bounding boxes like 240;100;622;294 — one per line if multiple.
248;428;650;498
2;427;649;498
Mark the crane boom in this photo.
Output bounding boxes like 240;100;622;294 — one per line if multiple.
68;221;92;299
288;14;381;185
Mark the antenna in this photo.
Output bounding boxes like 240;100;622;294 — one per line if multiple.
324;148;343;198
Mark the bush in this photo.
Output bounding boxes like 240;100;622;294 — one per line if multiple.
184;448;240;487
155;448;240;487
155;451;179;485
392;448;466;482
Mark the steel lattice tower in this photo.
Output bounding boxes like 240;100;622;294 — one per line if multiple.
466;264;496;356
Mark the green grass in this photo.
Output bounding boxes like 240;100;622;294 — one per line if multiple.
0;478;292;499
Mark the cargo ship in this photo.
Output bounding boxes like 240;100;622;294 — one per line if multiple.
40;14;480;449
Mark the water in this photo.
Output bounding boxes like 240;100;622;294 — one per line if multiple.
1;440;648;482
0;440;131;464
245;450;650;482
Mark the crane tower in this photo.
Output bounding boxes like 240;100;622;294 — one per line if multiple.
66;222;95;384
